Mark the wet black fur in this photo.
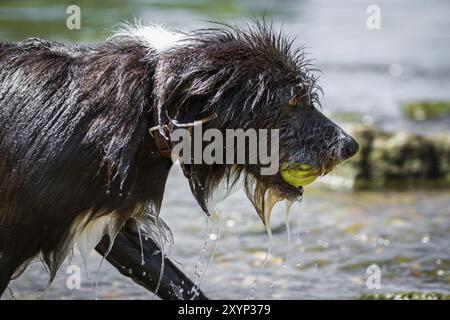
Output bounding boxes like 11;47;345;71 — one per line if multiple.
0;20;357;297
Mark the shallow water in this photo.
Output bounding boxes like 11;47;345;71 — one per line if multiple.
1;0;450;299
7;167;450;299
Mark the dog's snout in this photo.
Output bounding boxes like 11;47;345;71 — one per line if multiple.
341;136;359;159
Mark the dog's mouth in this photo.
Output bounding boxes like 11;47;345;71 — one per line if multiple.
245;175;301;225
245;161;331;224
279;162;319;187
243;164;314;225
183;161;333;226
270;172;305;199
262;162;321;198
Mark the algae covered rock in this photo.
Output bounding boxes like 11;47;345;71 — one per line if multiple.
321;124;450;189
402;101;450;121
430;133;450;182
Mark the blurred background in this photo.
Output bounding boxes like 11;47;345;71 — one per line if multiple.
1;0;449;299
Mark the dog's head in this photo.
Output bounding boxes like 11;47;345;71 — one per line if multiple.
154;21;358;221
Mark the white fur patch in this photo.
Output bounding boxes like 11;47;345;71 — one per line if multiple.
113;23;186;53
72;214;117;259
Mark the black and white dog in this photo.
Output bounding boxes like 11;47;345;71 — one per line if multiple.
0;21;358;299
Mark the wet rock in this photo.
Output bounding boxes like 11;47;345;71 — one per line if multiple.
320;124;450;189
402;101;450;121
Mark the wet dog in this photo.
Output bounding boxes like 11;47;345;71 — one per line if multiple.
0;21;358;299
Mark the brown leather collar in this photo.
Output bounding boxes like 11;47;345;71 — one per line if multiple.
148;113;217;159
149;126;172;158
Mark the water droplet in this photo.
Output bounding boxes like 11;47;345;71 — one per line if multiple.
209;233;218;241
226;219;235;227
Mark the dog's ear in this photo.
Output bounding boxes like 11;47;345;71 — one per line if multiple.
154;79;209;126
154;52;239;129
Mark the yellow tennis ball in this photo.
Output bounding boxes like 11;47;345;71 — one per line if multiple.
280;162;318;187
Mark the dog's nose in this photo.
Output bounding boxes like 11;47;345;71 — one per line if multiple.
341;136;359;159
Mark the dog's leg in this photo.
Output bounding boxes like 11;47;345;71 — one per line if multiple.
95;222;208;300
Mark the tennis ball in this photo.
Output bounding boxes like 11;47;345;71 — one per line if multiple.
279;162;318;187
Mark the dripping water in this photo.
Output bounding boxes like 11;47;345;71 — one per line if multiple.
43;278;52;300
153;214;166;300
192;215;211;289
94;253;106;299
194;210;221;295
248;208;273;300
6;287;15;300
295;194;304;270
190;210;220;299
248;190;283;299
283;200;295;268
136;221;145;266
94;231;118;300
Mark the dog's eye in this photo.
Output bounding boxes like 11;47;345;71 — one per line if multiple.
288;97;299;106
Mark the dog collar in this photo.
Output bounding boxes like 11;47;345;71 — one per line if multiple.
149;125;173;158
148;113;218;159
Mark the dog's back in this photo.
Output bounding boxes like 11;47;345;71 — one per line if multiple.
0;37;162;290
